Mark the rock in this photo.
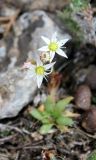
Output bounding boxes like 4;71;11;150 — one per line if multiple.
72;7;96;45
29;0;69;11
82;106;96;133
86;66;96;90
0;10;70;72
0;68;37;119
75;85;91;110
0;41;6;59
0;10;70;119
29;11;70;53
5;0;69;11
14;10;70;61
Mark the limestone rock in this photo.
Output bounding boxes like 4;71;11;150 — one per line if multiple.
0;10;70;119
0;68;37;119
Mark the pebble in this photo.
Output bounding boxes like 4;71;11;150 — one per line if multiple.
75;85;91;110
82;106;96;133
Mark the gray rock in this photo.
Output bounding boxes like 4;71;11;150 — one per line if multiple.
73;12;96;45
0;68;37;119
30;11;69;52
0;10;70;119
4;0;68;11
15;10;70;60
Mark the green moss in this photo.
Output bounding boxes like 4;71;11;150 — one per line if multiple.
71;0;89;11
58;9;84;43
87;150;96;160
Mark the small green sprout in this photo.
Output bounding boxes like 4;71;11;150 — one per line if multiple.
30;96;76;134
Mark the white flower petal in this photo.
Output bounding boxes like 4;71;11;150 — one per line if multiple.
50;51;55;62
37;75;43;88
51;32;57;42
44;62;55;70
56;49;68;58
58;39;69;47
38;46;49;52
41;36;50;44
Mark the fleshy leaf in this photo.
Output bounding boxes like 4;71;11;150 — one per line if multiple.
30;109;43;121
44;96;54;113
41;111;52;123
55;96;73;112
39;124;53;134
56;116;74;126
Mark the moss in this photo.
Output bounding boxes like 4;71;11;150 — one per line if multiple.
71;0;89;11
87;150;96;160
58;8;84;43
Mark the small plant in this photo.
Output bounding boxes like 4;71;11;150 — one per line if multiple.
87;150;96;160
30;96;77;134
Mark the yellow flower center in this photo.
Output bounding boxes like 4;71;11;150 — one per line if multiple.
48;42;58;52
35;66;45;75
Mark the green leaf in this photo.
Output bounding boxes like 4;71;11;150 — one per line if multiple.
44;96;55;114
39;124;53;134
30;109;43;121
41;111;52;123
56;116;74;126
56;96;73;111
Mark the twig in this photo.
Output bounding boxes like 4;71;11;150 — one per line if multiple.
15;151;20;160
0;123;31;136
75;126;96;139
0;135;16;145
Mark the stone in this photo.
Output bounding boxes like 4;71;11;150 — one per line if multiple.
5;0;69;11
0;68;37;119
86;66;96;90
75;85;91;110
14;10;70;61
0;10;70;119
28;10;70;54
82;106;96;133
29;0;69;11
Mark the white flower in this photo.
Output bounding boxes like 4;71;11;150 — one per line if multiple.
23;60;55;88
38;32;69;62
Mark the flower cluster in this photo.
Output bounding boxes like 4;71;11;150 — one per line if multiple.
23;32;69;88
